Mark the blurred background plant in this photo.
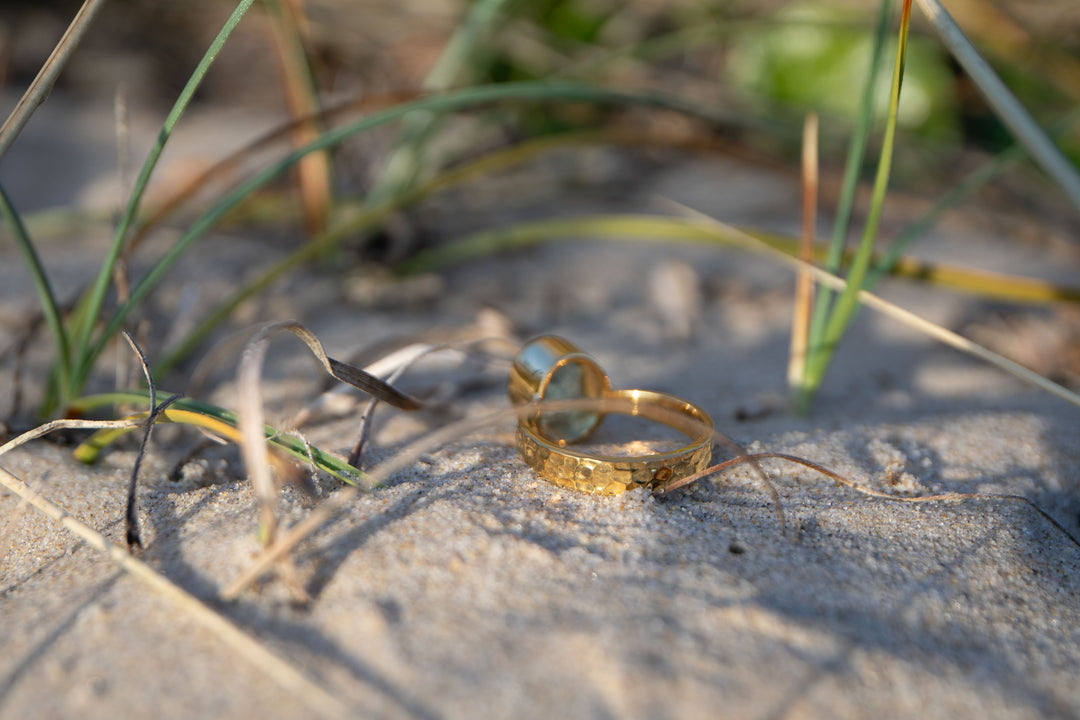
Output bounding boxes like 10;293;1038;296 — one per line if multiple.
1;0;1079;421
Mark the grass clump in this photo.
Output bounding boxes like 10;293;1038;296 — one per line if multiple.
0;0;1077;434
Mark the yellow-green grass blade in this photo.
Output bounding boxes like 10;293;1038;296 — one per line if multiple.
70;392;364;486
399;214;1080;305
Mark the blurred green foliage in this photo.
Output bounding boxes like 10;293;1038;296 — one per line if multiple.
725;2;958;141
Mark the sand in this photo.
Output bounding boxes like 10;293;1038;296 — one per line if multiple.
2;93;1080;720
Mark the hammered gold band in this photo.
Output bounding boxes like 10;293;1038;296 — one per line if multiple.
516;389;714;494
509;335;713;495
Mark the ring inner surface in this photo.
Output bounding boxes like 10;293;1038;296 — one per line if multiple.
527;389;711;462
574;412;689;456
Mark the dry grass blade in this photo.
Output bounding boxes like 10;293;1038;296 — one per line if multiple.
239;325;289;546
288;343;437;429
326;358;422;410
0;465;352;718
0;0;108;161
273;321;421;410
788;111;818;396
0;418;141;457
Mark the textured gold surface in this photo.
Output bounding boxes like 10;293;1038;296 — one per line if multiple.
516;389;714;495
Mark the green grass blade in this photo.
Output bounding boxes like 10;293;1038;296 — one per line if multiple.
81;81;725;378
800;0;912;407
68;0;257;397
806;0;893;352
0;183;71;403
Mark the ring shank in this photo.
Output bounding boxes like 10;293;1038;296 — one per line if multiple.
516;389;713;495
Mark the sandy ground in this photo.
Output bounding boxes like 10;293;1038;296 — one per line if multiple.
2;92;1080;720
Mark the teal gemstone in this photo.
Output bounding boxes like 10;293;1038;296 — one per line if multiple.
539;361;601;442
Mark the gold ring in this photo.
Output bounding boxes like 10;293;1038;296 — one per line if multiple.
509;336;713;494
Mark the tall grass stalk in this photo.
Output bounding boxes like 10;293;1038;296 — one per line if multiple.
797;0;912;412
263;0;333;237
805;0;892;369
60;0;256;413
788;111;818;395
0;183;71;397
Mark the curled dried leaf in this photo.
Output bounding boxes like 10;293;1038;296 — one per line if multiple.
236;321;421;547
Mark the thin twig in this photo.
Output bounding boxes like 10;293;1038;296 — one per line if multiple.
348;352;430;468
125;392;181;548
121;331;154;548
347;339;505;468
